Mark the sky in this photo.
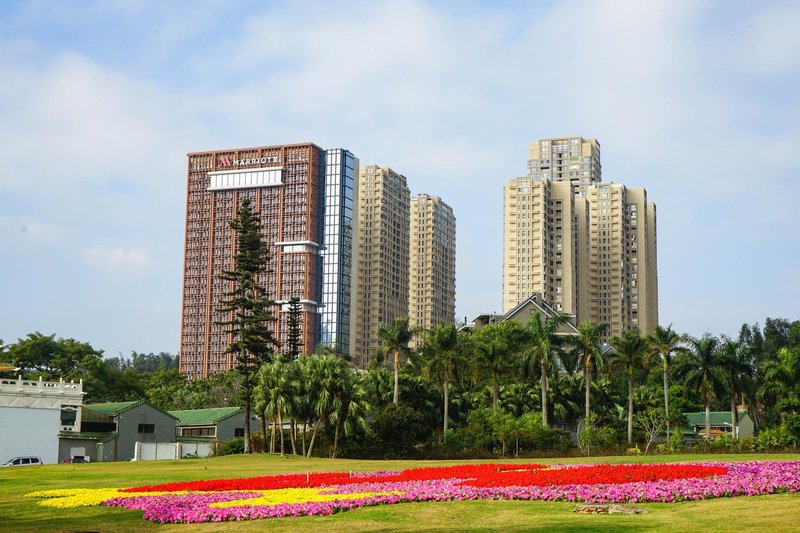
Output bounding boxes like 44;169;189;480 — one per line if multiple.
1;0;799;358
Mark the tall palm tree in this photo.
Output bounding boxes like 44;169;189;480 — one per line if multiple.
610;328;648;445
717;336;755;439
470;321;523;412
329;371;370;458
574;321;609;419
647;324;687;441
522;312;570;427
676;334;724;441
305;354;345;457
377;317;415;405
418;324;464;440
255;360;297;455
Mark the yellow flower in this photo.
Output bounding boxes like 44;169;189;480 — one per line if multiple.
26;488;185;508
211;488;402;508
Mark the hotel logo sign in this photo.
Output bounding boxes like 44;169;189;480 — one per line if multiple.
218;155;280;168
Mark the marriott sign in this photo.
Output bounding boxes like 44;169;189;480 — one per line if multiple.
217;155;280;168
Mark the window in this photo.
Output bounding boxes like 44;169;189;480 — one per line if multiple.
234;428;245;437
138;424;155;434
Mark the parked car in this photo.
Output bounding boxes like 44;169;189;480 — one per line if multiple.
1;456;43;467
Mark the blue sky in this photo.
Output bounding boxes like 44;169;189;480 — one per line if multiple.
1;0;798;357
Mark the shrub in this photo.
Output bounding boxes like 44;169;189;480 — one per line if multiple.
219;437;245;455
750;427;792;452
371;404;429;458
579;414;617;456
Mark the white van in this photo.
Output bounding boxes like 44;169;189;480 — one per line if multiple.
1;456;43;467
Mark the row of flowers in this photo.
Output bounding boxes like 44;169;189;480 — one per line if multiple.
121;462;726;493
26;461;800;524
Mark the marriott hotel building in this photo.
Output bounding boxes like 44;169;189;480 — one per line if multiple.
179;143;357;378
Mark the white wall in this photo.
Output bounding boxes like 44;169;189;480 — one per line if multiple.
0;406;60;464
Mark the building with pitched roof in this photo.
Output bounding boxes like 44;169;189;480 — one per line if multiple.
59;400;177;462
169;406;259;442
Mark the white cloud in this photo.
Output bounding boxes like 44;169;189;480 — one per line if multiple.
83;245;154;274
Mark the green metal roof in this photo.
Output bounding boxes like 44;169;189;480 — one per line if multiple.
684;411;748;427
59;431;118;443
84;401;143;416
168;407;241;426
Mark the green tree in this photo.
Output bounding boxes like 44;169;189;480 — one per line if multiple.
144;368;187;410
376;317;414;406
522;312;570;427
285;297;304;360
255;360;297;455
573;321;609;420
363;367;393;410
676;334;724;441
371;404;429;458
418;324;465;440
610;328;649;445
759;347;800;421
305;354;346;457
329;370;370;458
717;336;755;438
216;197;278;453
471;321;524;412
647;324;688;441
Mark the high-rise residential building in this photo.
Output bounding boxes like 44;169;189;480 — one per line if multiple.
179;143;356;379
504;136;658;337
527;136;601;195
409;194;456;346
585;183;658;334
502;178;581;318
352;165;410;368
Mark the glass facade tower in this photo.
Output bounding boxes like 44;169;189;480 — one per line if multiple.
320;149;358;354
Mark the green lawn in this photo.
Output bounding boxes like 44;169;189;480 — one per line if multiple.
2;453;800;532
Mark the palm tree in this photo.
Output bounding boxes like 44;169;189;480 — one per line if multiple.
522;312;570;427
329;371;370;458
363;367;393;410
610;328;649;445
676;334;724;441
759;347;800;419
647;324;687;441
377;317;415;405
470;321;523;412
498;383;539;418
418;324;464;440
255;360;296;455
305;354;345;457
717;336;755;439
574;321;609;419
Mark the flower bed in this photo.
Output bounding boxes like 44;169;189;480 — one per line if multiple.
26;461;800;524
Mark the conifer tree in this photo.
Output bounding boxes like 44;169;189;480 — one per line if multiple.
285;297;304;360
217;197;277;453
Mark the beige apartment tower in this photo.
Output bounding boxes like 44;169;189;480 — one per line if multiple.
503;178;582;319
585;183;658;335
503;136;658;337
352;165;410;367
409;194;456;346
528;136;602;195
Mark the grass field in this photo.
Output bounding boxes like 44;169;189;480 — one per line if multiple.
2;453;800;532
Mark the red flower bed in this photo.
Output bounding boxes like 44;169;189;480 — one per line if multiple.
460;463;727;487
123;463;726;494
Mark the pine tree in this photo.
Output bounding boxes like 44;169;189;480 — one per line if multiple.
216;197;277;453
285;297;304;360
